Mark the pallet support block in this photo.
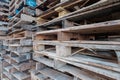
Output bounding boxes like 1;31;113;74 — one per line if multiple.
56;46;71;57
115;50;120;65
36;62;46;70
58;32;72;41
33;53;43;59
31;70;37;80
34;44;45;51
58;32;88;41
55;7;69;17
63;20;77;28
55;45;71;69
37;17;47;24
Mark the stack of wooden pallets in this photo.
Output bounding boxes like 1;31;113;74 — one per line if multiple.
2;31;35;80
32;0;120;80
0;0;120;80
2;0;36;80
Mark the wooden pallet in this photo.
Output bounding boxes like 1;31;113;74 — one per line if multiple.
2;30;35;80
35;0;120;31
36;0;120;26
9;30;33;38
33;20;120;80
36;0;100;24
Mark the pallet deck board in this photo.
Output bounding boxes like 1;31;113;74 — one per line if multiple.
38;67;73;80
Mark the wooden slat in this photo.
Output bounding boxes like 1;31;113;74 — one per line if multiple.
34;1;120;30
12;71;30;80
62;54;120;72
59;65;96;80
36;20;120;35
59;58;120;80
34;57;54;68
34;40;120;50
34;50;120;72
38;67;73;80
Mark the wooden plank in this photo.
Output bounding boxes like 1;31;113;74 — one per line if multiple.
11;53;31;63
3;71;12;79
12;71;30;80
4;65;13;73
59;58;120;80
36;20;120;35
59;65;96;80
34;50;120;72
62;41;120;50
62;54;120;72
32;73;45;80
38;67;73;80
34;50;56;58
21;14;35;22
12;61;35;71
34;57;54;68
34;41;120;50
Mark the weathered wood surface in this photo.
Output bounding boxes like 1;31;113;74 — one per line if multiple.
36;20;120;35
34;1;120;30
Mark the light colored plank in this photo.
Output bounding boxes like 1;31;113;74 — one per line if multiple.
38;67;73;80
59;58;120;80
12;71;30;80
59;65;96;80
